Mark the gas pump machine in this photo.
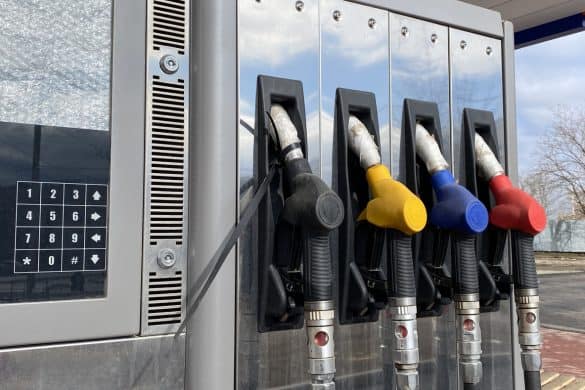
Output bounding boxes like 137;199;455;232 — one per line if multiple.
0;0;546;389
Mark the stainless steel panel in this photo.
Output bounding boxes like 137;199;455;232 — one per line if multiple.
350;0;504;38
450;28;514;390
0;335;185;390
142;0;190;336
237;1;320;388
389;14;456;390
389;14;451;175
321;0;388;387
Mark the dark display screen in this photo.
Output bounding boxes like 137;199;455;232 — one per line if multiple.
0;122;110;303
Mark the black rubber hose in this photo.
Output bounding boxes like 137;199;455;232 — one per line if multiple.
524;371;542;390
463;383;481;390
451;233;480;295
511;231;539;290
388;230;416;298
305;234;333;301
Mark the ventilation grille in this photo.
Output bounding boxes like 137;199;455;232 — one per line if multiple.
152;0;186;51
147;271;183;326
149;79;186;246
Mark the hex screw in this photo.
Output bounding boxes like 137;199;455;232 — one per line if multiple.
460;40;468;50
368;18;376;29
333;10;342;22
431;33;438;44
401;26;409;37
295;1;304;12
160;55;179;74
486;46;493;56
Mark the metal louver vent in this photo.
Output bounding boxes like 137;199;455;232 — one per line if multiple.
147;271;183;325
152;0;186;51
149;79;185;246
142;0;188;336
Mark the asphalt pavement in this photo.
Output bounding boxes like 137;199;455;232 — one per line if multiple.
539;272;585;332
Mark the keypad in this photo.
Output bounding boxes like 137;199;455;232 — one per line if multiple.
14;181;108;273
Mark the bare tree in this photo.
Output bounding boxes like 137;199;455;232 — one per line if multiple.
520;171;563;219
534;105;585;219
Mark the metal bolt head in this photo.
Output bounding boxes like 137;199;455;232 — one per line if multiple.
295;1;304;12
368;18;376;29
486;46;493;56
332;10;342;22
158;248;176;269
401;26;409;37
431;33;438;44
160;55;179;74
460;40;468;50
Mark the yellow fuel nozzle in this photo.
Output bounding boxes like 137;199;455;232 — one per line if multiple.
358;164;427;235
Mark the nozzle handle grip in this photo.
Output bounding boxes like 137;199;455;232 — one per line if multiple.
511;231;539;290
306;234;333;301
388;230;417;298
451;233;480;295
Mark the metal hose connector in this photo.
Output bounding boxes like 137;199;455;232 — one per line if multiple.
389;297;419;390
515;289;542;374
455;294;483;385
305;300;336;389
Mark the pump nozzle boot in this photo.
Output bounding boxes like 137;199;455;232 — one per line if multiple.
357;164;427;235
430;170;488;234
489;175;546;236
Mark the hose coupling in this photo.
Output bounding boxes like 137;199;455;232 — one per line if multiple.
455;294;482;384
389;298;419;390
515;289;542;372
305;300;336;388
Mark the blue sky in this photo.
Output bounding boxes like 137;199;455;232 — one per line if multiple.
515;31;585;176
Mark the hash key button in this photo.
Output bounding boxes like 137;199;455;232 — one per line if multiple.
62;250;84;271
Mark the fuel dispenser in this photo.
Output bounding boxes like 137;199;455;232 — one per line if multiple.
332;89;426;389
401;99;489;389
0;0;536;389
461;108;546;390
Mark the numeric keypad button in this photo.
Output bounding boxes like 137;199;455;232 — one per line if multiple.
14;251;39;273
64;184;86;205
17;182;41;204
63;228;84;249
41;183;64;205
41;205;63;227
64;206;85;227
39;250;62;272
15;227;40;250
62;250;84;271
17;205;40;226
40;228;62;249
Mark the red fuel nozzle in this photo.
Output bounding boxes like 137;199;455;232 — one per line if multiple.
488;175;547;236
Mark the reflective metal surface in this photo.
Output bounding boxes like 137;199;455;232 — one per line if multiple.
450;28;513;390
321;0;388;387
389;14;456;390
0;334;185;390
238;1;319;388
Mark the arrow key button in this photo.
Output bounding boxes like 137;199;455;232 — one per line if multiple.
84;249;106;270
86;206;107;227
86;185;108;206
86;228;107;249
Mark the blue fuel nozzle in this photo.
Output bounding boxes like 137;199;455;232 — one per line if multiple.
430;170;488;234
